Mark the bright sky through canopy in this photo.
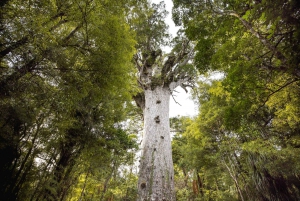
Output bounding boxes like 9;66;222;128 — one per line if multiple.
151;0;197;117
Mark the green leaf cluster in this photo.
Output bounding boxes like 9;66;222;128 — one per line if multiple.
0;0;139;200
172;75;300;200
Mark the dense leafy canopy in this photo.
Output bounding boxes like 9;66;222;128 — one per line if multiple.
172;0;300;200
1;0;300;200
1;0;138;200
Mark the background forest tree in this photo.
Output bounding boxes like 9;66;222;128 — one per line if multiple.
1;0;139;200
172;0;300;200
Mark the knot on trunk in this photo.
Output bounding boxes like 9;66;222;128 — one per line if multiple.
154;116;160;123
140;182;146;189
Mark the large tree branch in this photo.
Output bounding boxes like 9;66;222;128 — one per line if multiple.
0;37;29;59
169;76;191;91
174;40;191;63
161;40;190;79
255;78;299;114
0;23;84;97
165;45;195;90
209;7;300;77
177;49;194;67
134;38;195;93
0;56;43;97
61;24;83;44
1;16;70;60
135;49;162;90
227;12;287;64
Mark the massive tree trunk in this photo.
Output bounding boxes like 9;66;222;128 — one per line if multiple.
138;86;175;201
129;3;194;196
133;37;194;200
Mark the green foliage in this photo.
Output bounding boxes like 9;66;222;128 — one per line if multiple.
127;0;170;52
172;75;300;200
0;0;139;200
171;0;300;200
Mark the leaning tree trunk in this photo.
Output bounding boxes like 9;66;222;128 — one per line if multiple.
137;86;175;201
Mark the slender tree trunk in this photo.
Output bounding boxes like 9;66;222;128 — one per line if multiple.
30;155;55;201
100;159;120;201
223;159;245;201
137;86;175;201
182;168;188;188
79;170;90;201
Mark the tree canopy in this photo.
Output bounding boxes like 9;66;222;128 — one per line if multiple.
1;0;138;200
171;0;300;200
1;0;300;200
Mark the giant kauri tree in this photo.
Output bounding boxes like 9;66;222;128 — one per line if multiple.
130;1;195;200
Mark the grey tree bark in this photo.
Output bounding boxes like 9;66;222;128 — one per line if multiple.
138;86;175;200
134;39;194;201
